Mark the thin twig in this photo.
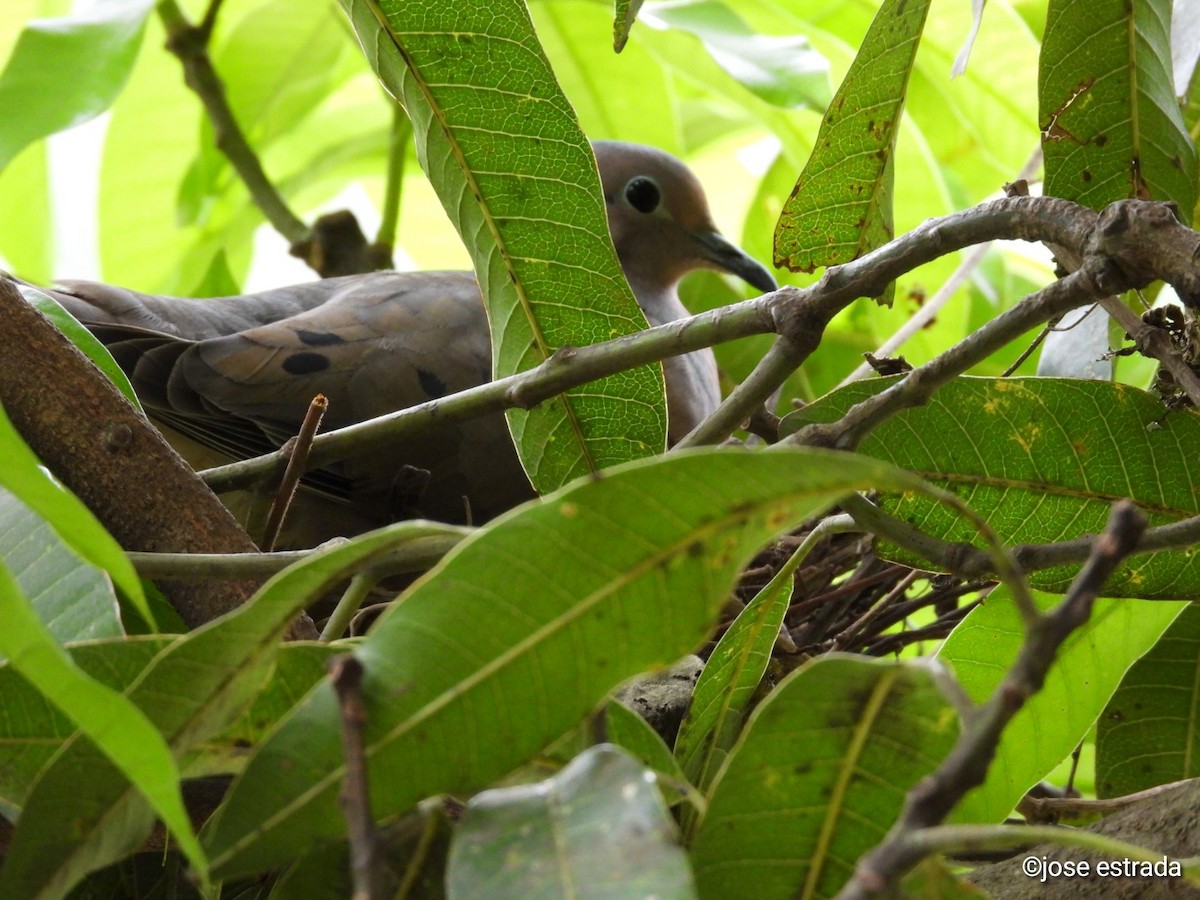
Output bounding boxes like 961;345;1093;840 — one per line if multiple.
829;569;920;651
677;335;808;447
838;500;1147;897
851;492;1200;588
841;492;1036;625
907;822;1189;869
126;530;466;580
157;0;310;244
261;394;328;551
838;146;1045;387
198;0;225;37
1021;777;1200;821
330;655;384;900
787;265;1115;453
1001;320;1053;375
861;601;978;656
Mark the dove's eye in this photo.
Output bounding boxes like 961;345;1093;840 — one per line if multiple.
624;176;661;214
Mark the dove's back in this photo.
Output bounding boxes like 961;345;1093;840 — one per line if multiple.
47;272;529;539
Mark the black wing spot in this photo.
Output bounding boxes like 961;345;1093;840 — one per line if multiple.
418;368;448;398
296;329;345;346
282;352;331;375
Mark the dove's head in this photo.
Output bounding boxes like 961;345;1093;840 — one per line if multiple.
593;141;777;308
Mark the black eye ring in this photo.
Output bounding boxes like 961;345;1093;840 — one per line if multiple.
624;176;661;214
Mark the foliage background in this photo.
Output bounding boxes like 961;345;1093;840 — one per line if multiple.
3;0;1200;896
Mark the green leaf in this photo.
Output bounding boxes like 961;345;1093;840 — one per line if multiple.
1096;602;1200;797
338;0;666;493
940;587;1184;824
214;642;341;751
782;376;1200;599
773;0;931;276
0;402;148;621
0;522;453;899
0;638;167;810
0;639;334;812
0;560;203;897
690;656;960;899
613;0;643;52
641;0;831;110
204;447;915;877
0;0;153;177
674;537;795;811
187;247;242;298
447;745;695;899
0;485;123;651
1040;0;1197;224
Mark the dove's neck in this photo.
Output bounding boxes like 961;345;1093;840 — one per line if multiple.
633;283;720;444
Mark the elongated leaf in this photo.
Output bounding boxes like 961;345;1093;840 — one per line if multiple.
0;402;147;621
339;0;666;492
0;0;153;177
0;486;123;651
0;639;336;811
674;539;794;810
447;745;696;899
782;377;1200;599
736;0;1040;207
1096;602;1200;797
0;560;203;895
690;656;959;899
1041;0;1197;224
0;638;166;810
613;0;644;52
0;523;456;899
940;587;1184;824
204;448;919;877
773;0;931;275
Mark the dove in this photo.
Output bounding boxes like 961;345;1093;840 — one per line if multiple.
35;141;777;542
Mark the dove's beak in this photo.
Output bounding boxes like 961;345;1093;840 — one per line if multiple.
693;230;779;295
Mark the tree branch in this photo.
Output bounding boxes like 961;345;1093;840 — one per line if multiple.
0;280;317;637
156;0;309;245
331;655;385;900
838;500;1147;898
156;0;389;277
